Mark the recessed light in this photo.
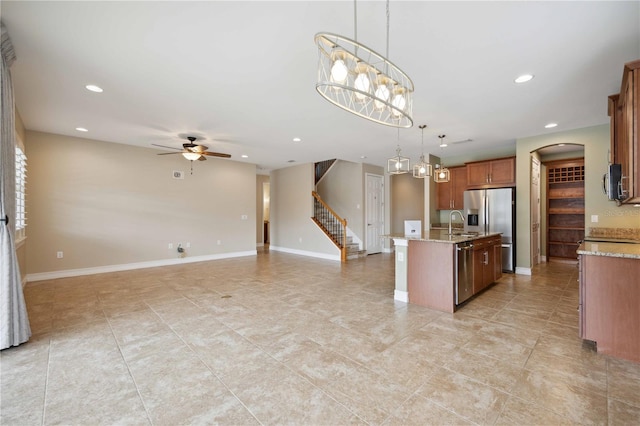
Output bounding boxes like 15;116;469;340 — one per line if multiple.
514;74;534;84
241;154;248;158
360;155;367;159
545;123;558;129
292;137;301;142
85;84;103;93
75;127;88;132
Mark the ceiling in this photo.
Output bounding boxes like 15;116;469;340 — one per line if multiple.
3;1;639;173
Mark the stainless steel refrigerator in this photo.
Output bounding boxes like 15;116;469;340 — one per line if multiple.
463;188;515;273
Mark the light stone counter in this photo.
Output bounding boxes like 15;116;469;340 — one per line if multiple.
387;230;502;245
577;242;640;259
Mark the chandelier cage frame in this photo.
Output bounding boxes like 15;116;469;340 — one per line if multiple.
413;124;432;178
314;31;414;128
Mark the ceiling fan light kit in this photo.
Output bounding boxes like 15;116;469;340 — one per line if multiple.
152;136;231;174
315;0;414;128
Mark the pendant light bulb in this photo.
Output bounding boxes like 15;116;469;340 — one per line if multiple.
330;59;348;84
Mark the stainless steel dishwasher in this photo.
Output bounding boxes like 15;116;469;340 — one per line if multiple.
456;241;474;305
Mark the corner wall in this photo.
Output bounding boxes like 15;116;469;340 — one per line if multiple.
25;131;257;276
516;124;639;270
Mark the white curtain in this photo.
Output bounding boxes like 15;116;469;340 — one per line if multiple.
1;22;31;350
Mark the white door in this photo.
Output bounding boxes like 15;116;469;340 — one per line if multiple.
531;156;541;265
366;173;384;254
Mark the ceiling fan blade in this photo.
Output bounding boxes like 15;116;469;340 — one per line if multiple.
197;156;207;161
152;143;182;151
157;152;183;155
202;151;231;158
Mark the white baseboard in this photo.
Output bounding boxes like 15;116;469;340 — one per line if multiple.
26;250;257;282
515;266;532;276
383;247;393;253
394;290;408;303
268;245;340;261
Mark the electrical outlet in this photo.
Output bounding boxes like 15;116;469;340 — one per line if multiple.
398;252;404;262
56;251;63;259
168;243;173;249
241;214;248;220
186;242;190;248
591;215;599;223
299;237;302;243
217;240;221;245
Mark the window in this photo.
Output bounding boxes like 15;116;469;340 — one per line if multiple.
15;140;26;241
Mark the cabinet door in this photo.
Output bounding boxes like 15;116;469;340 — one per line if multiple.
467;162;489;187
483;247;494;288
436;179;453;209
452;167;467;209
489;158;515;186
493;242;503;281
620;72;632;199
472;248;486;293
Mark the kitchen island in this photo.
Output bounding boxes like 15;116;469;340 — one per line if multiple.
390;230;502;313
577;241;640;363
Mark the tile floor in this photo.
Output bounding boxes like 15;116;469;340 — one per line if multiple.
2;250;639;425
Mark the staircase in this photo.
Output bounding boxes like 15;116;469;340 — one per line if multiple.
312;191;366;262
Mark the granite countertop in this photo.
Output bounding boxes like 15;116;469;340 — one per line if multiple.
577;242;640;259
387;230;501;244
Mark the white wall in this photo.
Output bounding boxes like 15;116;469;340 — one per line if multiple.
270;163;339;259
25;131;257;275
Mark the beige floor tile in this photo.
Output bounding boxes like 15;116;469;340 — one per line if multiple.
495;396;575;425
383;393;473;425
417;368;509;425
6;255;636;425
511;369;608;424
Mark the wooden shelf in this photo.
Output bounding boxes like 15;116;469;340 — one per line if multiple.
546;158;585;261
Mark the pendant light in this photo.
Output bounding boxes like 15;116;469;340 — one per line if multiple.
413;124;432;178
387;128;410;174
434;135;450;183
315;0;414;128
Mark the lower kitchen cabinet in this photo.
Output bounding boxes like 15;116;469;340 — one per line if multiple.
579;253;640;363
472;236;501;294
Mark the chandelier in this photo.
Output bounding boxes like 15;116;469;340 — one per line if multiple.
315;1;414;128
413;124;432;178
387;129;410;174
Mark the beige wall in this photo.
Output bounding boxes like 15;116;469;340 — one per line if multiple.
391;173;425;234
25;131;256;275
270;163;338;257
516;124;639;270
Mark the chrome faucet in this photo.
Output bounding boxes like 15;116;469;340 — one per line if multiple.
449;210;465;235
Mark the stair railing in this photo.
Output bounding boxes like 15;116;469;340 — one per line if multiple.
311;191;347;262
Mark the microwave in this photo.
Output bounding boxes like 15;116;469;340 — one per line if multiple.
603;164;623;201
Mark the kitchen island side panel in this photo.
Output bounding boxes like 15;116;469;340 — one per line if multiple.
583;255;640;363
408;240;456;313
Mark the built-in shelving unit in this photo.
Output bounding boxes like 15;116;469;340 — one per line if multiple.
546;159;585;261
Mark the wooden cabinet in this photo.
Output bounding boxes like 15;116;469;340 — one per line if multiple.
472;236;500;293
436;166;466;210
546;159;584;261
609;59;640;204
579;253;640;363
466;157;515;189
493;242;503;282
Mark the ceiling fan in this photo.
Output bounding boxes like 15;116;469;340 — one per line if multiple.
152;136;231;162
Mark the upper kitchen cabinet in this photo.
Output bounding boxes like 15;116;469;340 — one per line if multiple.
609;59;640;204
466;157;516;189
436;166;466;210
